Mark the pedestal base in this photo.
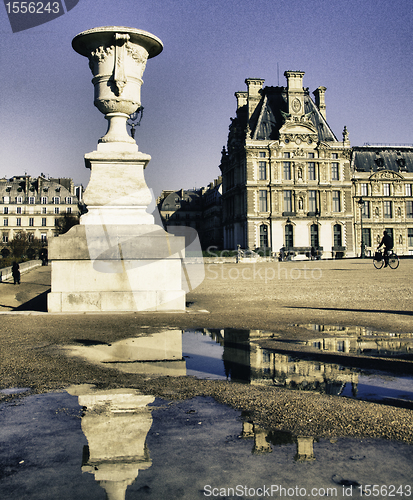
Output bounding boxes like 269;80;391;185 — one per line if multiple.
47;224;186;312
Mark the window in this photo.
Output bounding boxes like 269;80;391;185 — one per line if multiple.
3;219;8;227
406;184;412;197
29;196;35;204
337;341;345;352
55;218;59;226
332;163;339;180
41;196;48;204
384;201;392;218
259;190;268;212
42;207;47;214
283;162;291;180
15;197;22;204
259;152;266;158
308;152;315;159
3;196;10;204
406;201;413;218
383;184;390;196
66;197;72;204
16;218;21;227
28;233;34;243
362;201;370;218
285;224;293;248
333;224;342;247
2;233;8;243
332;153;338;159
16;207;22;214
66;207;72;214
284;190;293;213
42;218;47;226
41;233;47;243
308;162;315;180
29;217;34;227
408;228;413;247
360;183;368;196
3;207;8;214
308;190;317;213
260;225;268;247
259;161;267;180
362;228;371;247
54;207;60;214
332;191;341;212
284;152;290;158
310;224;319;247
53;196;60;204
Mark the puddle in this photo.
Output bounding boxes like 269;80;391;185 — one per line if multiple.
182;329;413;409
0;386;412;500
61;328;413;409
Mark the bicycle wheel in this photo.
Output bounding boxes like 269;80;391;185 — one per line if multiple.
373;257;384;269
388;253;399;269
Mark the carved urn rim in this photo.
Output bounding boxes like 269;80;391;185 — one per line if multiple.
72;25;163;59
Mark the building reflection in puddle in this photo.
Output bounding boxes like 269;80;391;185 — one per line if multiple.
297;323;413;358
62;327;413;406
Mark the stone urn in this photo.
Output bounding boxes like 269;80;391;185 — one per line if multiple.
72;26;163;146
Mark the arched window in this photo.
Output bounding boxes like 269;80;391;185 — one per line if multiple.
333;224;342;247
285;224;293;248
260;225;268;247
310;224;319;248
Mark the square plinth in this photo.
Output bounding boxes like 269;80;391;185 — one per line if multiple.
47;224;186;312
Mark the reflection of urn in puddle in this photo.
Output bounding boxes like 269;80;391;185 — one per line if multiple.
68;385;154;500
48;27;187;313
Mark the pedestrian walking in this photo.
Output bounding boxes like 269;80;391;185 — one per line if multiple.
12;261;20;285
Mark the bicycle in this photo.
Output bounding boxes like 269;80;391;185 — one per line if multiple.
373;249;399;269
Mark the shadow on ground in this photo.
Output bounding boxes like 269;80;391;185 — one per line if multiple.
14;289;50;312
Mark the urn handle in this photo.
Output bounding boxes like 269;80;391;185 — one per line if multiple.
112;33;130;96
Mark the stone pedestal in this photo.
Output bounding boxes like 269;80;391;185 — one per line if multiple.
48;150;186;313
68;385;154;500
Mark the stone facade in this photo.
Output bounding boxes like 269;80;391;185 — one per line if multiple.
157;177;223;250
219;72;354;259
351;146;413;257
0;175;80;244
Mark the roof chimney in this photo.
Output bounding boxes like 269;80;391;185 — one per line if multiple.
313;86;327;120
245;78;265;119
284;71;305;116
235;91;248;110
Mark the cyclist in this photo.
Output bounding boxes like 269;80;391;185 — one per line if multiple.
377;230;393;267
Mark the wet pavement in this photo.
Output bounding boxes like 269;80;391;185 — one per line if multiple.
0;263;413;499
1;387;412;500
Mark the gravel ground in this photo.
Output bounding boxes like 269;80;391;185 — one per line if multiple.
0;259;412;443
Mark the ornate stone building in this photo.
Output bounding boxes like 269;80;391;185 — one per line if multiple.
157;177;223;250
219;71;355;258
0;175;80;244
351;146;413;257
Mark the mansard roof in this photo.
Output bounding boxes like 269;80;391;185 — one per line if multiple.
351;146;413;173
249;87;337;142
159;189;202;211
0;175;76;200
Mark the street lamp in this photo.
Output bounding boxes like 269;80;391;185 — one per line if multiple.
127;106;144;139
357;197;365;258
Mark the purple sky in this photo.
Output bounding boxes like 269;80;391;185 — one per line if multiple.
0;0;412;197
